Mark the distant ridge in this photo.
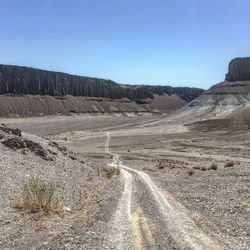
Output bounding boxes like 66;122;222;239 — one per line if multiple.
0;64;203;102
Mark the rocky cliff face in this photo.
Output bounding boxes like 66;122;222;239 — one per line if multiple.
225;57;250;82
0;64;203;102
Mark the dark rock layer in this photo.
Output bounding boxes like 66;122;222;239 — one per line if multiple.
225;57;250;82
0;64;203;102
0;125;53;160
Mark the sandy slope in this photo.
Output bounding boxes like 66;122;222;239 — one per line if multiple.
0;94;186;118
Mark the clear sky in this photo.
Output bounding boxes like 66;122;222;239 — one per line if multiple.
0;0;249;89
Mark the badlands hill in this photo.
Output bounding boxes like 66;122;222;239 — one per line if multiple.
0;64;203;117
172;57;250;131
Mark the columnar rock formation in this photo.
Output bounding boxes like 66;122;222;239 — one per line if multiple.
225;57;250;82
0;64;203;102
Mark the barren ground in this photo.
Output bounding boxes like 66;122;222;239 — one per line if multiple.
2;114;250;249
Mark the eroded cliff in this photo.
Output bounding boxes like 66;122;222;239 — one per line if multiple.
225;57;250;82
0;64;203;102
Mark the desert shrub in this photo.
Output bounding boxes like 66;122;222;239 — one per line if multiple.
15;177;64;214
69;155;77;160
210;163;218;170
201;166;207;171
193;166;201;170
224;160;234;168
103;165;120;178
188;169;195;176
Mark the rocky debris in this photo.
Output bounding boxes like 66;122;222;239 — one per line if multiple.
2;138;26;150
49;141;67;152
0;64;203;102
225;57;250;82
0;124;21;136
0;125;53;161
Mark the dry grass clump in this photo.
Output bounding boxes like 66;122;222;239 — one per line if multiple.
86;176;94;182
15;177;64;215
209;162;218;170
224;160;235;168
188;169;195;176
33;219;48;232
103;165;120;178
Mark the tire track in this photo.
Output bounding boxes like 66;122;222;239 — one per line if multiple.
106;169;134;250
105;132;222;250
105;132;134;249
122;165;221;250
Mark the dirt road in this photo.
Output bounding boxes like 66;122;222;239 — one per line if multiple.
105;132;223;250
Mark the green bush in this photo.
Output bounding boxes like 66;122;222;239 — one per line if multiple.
16;177;64;214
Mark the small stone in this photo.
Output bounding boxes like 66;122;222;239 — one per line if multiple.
63;206;72;212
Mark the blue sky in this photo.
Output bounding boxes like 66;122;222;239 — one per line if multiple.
0;0;249;89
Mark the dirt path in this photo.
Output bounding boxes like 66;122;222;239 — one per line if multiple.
105;132;224;250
